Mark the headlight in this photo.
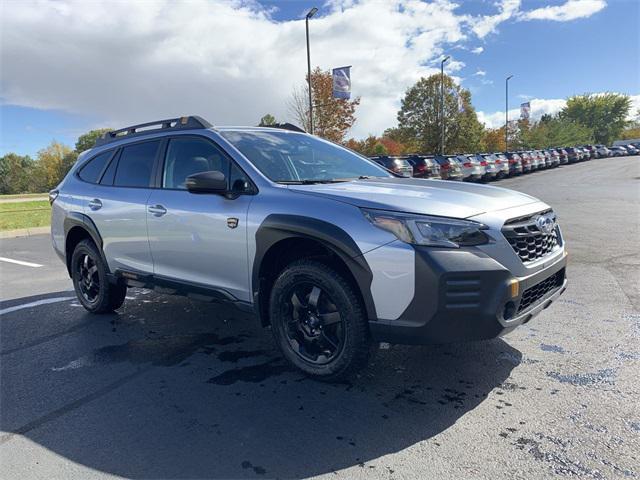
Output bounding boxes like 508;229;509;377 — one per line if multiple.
362;209;490;248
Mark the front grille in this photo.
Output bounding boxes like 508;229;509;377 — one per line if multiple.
502;210;560;263
518;269;565;312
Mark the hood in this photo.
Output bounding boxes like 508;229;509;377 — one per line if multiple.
287;177;541;218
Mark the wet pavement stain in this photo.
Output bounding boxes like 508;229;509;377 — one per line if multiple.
216;349;270;363
207;359;292;385
241;460;266;475
540;343;566;353
93;334;241;367
437;388;466;408
546;368;616;386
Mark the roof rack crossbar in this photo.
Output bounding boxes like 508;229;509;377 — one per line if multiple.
95;115;213;147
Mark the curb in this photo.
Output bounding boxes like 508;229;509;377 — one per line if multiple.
0;226;51;239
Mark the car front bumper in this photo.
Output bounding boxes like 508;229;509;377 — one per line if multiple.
369;246;567;345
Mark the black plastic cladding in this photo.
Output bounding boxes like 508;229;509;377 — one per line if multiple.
253;214;377;323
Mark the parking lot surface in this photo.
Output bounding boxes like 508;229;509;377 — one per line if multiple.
1;157;639;479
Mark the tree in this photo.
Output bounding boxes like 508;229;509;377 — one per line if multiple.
289;67;360;143
483;127;506;152
0;153;37;194
258;114;277;126
75;128;111;153
560;93;631;145
397;74;485;154
36;141;74;190
520;116;593;149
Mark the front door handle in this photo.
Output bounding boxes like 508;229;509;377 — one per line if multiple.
148;204;167;217
88;199;102;210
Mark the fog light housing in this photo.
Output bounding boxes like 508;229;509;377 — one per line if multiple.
503;301;516;320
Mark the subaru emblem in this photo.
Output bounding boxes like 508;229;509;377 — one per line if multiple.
534;214;555;235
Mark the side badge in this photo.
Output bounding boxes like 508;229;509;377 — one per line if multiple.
227;217;239;229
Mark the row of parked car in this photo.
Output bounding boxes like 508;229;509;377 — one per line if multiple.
369;142;640;181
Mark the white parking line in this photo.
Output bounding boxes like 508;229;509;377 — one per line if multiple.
0;296;75;316
0;257;43;268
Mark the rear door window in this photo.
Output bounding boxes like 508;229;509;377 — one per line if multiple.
78;150;113;183
114;140;161;188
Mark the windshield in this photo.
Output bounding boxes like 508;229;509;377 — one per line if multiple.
220;130;391;183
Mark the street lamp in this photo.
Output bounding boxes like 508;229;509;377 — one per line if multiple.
306;7;318;134
440;55;450;155
505;75;514;151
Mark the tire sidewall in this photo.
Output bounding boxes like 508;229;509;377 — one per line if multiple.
269;261;368;379
71;240;109;313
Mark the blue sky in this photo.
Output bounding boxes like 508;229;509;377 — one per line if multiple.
1;0;638;158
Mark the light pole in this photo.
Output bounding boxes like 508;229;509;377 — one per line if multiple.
505;75;513;151
440;55;450;155
305;7;318;134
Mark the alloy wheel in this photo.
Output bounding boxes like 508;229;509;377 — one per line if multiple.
284;282;345;365
77;253;100;303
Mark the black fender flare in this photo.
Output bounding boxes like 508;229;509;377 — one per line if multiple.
253;214;377;322
63;212;110;275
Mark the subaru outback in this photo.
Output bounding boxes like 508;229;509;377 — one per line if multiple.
51;116;568;381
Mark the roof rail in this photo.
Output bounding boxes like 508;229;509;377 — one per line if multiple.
95;115;213;147
268;123;306;133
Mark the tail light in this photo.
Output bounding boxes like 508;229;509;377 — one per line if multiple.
416;163;427;172
463;162;472;167
495;159;501;164
441;163;450;170
480;161;487;166
508;159;516;164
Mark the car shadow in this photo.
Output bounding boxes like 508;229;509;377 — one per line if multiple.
1;290;522;478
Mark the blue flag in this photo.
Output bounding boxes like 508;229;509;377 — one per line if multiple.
332;66;351;99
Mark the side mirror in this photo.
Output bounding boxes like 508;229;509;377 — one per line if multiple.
185;170;227;194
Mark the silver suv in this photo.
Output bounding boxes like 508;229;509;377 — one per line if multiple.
50;116;568;381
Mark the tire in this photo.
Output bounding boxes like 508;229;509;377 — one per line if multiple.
269;259;371;381
71;239;127;313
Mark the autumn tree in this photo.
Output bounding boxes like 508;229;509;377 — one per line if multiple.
397;74;484;154
483;127;506;152
37;141;74;190
560;93;631;145
75;128;111;153
289;67;360;143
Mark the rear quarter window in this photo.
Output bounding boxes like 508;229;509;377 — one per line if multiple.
78;150;113;183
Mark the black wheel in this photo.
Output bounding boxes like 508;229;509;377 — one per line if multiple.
269;259;371;381
71;239;127;313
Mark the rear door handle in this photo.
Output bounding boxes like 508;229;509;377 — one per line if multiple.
148;204;167;216
88;199;102;210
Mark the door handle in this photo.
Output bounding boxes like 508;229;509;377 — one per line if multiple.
88;199;102;210
148;204;167;216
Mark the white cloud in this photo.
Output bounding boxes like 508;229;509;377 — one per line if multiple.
471;46;484;54
473;70;487;77
471;0;521;38
520;0;607;22
0;0;611;139
1;0;473;138
477;94;640;128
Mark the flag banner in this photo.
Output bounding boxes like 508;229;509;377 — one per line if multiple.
520;102;531;120
332;66;351;99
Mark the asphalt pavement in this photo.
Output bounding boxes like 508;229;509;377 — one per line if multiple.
1;157;639;479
